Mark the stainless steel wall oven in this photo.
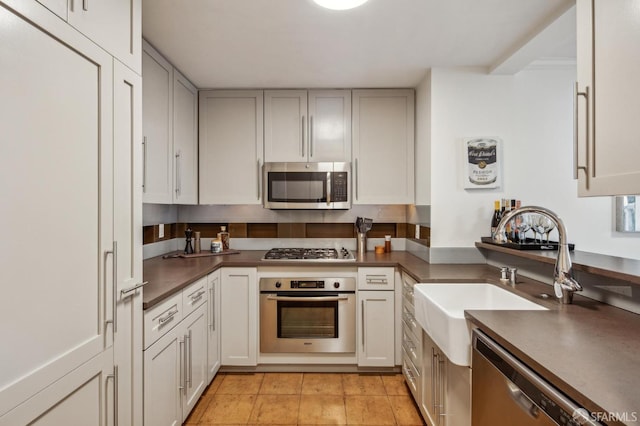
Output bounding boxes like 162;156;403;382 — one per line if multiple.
259;277;356;353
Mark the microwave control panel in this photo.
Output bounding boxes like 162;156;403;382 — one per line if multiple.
331;172;348;202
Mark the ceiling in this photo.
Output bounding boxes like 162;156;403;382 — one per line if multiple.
141;0;576;89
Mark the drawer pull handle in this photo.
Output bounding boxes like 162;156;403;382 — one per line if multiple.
190;290;206;304
158;309;178;327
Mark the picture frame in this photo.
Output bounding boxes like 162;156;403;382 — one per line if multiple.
462;137;502;189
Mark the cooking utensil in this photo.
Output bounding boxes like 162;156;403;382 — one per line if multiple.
355;216;373;233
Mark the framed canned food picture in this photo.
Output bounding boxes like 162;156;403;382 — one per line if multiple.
462;137;502;189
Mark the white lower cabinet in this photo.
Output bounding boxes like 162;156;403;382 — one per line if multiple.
401;272;422;404
220;268;258;366
143;302;207;425
357;291;395;367
143;278;210;425
357;268;395;367
420;331;471;426
143;325;182;426
207;269;221;382
182;304;208;419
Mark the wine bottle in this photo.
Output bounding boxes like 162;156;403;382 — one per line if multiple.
509;199;517;241
504;199;512;240
490;200;501;238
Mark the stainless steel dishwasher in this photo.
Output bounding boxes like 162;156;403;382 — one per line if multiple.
472;330;602;426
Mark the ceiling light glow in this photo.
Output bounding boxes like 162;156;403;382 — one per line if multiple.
313;0;370;11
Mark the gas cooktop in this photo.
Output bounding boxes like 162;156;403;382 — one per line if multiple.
262;247;355;261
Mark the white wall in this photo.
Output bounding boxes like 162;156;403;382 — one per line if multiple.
177;204;407;224
415;70;431;205
428;66;640;260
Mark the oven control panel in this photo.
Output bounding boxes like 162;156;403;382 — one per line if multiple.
291;280;324;289
259;277;356;292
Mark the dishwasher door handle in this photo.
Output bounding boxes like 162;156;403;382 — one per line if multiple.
506;381;540;419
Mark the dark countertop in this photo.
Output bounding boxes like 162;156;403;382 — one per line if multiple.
143;249;640;425
143;250;495;309
476;241;640;285
466;297;640;426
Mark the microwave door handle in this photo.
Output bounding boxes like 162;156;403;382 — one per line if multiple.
326;172;331;206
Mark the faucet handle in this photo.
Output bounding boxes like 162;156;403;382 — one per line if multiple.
553;276;582;304
500;266;509;281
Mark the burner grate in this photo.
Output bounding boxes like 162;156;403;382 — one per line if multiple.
262;247;354;261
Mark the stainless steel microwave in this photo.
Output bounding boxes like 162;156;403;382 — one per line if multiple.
263;162;351;209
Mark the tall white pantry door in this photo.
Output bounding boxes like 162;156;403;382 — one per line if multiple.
0;2;115;424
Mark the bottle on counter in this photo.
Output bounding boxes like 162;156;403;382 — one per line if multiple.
218;226;230;251
504;199;512;240
184;227;194;254
513;200;523;242
509;199;518;241
384;235;392;253
490;200;501;238
194;231;201;254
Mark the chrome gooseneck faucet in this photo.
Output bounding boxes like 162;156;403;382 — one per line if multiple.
493;206;582;304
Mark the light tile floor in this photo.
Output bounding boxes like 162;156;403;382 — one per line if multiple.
185;372;426;425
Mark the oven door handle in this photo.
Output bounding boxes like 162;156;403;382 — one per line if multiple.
266;295;349;302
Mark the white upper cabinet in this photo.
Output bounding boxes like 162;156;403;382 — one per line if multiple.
39;0;142;73
172;69;199;204
352;89;415;204
576;0;640;196
265;90;351;163
264;90;307;162
199;90;264;205
143;40;173;204
142;41;199;205
309;90;352;162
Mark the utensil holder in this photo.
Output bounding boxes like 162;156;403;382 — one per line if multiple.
357;232;367;255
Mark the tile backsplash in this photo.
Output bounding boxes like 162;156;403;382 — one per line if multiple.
143;203;431;247
142;221;427;245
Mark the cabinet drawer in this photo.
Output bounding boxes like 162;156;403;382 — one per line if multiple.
358;267;394;290
402;286;415;306
144;292;182;349
402;292;415;314
182;277;208;318
402;304;422;339
402;348;420;399
402;328;422;373
401;272;417;305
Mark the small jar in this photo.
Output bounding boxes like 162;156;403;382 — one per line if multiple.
384;235;391;253
211;238;222;253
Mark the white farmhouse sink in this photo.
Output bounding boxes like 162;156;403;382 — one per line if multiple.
413;283;547;367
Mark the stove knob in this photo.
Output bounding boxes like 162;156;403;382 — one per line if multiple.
275;281;282;288
333;282;340;289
